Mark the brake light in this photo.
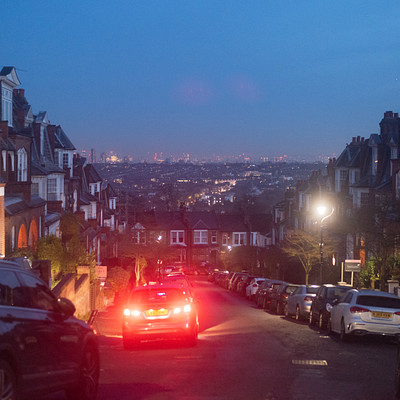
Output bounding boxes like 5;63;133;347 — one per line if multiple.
282;294;288;300
350;306;369;313
304;296;313;302
253;284;258;287
173;304;191;314
124;308;141;317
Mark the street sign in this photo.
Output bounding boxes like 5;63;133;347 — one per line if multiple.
345;259;361;272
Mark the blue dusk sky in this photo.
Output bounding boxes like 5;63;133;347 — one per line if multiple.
2;0;400;161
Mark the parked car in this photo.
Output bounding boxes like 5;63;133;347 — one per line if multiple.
229;272;248;292
246;278;268;301
260;281;287;310
122;283;199;348
269;283;299;314
396;338;400;398
236;275;255;297
285;284;320;320
309;284;353;330
0;260;99;400
329;289;400;341
254;279;272;306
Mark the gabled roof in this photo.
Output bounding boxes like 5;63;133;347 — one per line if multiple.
84;164;102;184
54;125;75;150
0;67;20;87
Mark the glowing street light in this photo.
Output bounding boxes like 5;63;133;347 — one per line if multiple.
316;204;334;284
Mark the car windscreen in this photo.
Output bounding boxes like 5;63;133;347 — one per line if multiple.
327;287;351;300
356;295;400;309
129;288;186;304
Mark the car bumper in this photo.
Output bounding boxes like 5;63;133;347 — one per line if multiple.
123;318;197;340
347;322;400;337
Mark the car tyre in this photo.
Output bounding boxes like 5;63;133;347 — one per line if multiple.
340;319;348;342
318;312;325;330
0;359;18;400
284;304;290;318
65;343;99;400
327;316;332;335
395;341;400;398
309;310;314;326
295;306;302;321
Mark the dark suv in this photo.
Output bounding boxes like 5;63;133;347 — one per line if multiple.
0;260;99;400
309;284;353;330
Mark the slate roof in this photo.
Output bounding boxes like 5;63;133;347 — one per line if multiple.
54;125;75;150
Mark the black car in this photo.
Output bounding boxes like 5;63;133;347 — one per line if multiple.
269;283;299;315
309;284;353;330
0;260;99;400
257;280;286;310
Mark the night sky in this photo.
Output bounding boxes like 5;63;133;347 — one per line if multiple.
2;1;400;161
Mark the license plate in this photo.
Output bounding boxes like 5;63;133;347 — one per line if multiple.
145;308;168;317
371;311;392;319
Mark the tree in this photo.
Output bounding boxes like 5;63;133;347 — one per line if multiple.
36;235;64;281
282;230;329;284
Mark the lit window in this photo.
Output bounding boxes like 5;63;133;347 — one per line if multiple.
171;230;184;245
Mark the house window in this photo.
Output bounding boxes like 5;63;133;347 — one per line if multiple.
171;230;184;245
360;192;369;207
1;87;12;126
194;230;208;244
17;148;28;182
233;232;246;246
133;230;146;245
222;233;229;246
340;169;348;182
211;230;217;244
31;183;39;196
62;153;69;168
47;178;57;200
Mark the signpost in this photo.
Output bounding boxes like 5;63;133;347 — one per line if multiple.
342;259;361;286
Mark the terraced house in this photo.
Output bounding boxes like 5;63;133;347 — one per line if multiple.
0;66;120;266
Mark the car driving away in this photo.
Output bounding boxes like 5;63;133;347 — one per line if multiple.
329;289;400;342
122;283;199;349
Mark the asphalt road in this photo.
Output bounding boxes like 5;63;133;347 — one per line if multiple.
47;278;399;400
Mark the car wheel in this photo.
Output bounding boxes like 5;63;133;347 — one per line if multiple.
0;359;17;400
395;341;400;398
340;319;348;342
295;306;302;321
318;312;325;330
309;310;314;326
284;304;289;318
327;316;332;335
65;343;99;400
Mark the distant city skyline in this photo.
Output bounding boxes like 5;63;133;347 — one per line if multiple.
78;148;334;164
3;1;400;161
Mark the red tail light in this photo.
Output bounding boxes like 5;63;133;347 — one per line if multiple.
304;296;313;302
394;312;400;316
350;306;369;313
253;284;258;287
282;294;288;300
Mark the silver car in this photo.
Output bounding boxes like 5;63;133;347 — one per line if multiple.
329;289;400;341
285;284;320;320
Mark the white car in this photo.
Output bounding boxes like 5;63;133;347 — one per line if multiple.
245;278;267;301
329;289;400;341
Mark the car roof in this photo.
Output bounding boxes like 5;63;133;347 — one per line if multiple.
353;289;399;298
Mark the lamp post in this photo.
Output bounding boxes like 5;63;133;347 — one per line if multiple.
316;205;334;284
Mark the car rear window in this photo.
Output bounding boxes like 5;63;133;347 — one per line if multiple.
129;288;186;304
356;295;400;309
306;286;319;294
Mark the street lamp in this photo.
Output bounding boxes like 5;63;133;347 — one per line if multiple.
316;205;334;284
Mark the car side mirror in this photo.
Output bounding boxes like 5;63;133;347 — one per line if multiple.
58;297;76;317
